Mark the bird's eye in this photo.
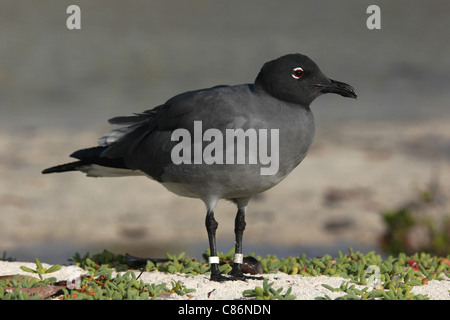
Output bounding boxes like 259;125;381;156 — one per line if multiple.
292;67;304;79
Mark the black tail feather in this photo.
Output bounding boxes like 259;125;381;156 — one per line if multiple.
42;161;87;174
42;146;128;174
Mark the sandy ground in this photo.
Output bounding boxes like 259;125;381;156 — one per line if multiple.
2;119;450;300
0;260;448;300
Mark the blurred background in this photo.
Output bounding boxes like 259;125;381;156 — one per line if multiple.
0;0;449;264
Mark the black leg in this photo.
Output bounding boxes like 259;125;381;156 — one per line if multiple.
205;208;226;281
230;207;246;279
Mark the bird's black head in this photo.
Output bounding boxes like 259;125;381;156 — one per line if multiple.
255;53;357;106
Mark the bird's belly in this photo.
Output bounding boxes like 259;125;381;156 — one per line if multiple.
159;106;315;201
161;167;284;200
160;143;310;201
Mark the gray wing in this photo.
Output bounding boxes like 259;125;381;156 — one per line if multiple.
98;85;256;181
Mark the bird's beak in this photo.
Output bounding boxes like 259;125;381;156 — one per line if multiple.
314;79;357;99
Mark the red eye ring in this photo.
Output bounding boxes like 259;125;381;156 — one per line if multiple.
292;67;304;79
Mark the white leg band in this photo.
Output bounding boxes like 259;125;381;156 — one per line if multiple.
208;256;219;264
234;253;244;264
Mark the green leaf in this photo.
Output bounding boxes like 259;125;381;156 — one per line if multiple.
20;266;37;274
46;264;61;273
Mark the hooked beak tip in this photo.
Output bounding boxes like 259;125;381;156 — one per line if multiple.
315;79;357;99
